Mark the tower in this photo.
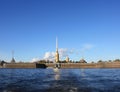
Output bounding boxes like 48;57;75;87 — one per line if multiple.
11;50;16;63
55;37;59;63
66;56;69;63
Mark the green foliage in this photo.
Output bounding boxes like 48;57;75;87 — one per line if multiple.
114;59;120;62
37;60;46;64
0;60;6;66
59;60;67;63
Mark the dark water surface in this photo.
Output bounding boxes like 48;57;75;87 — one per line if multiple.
0;69;120;92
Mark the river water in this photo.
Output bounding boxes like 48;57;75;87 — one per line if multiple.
0;69;120;92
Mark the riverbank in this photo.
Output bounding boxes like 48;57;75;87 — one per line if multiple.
1;62;120;68
46;62;120;68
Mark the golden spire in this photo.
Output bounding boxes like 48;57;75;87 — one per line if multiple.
56;37;58;52
12;50;14;58
55;37;59;63
11;50;15;63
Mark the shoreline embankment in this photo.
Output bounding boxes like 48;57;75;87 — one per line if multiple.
1;62;120;69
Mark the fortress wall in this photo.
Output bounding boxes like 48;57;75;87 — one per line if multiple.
4;62;120;68
46;62;120;68
46;63;55;67
100;62;120;68
60;63;97;68
5;63;36;68
46;63;98;68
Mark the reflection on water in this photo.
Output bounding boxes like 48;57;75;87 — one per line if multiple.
53;68;60;80
53;68;60;73
0;69;120;92
81;69;85;77
54;74;60;80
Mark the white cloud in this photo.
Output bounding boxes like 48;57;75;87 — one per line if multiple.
43;52;55;61
81;44;94;51
69;48;75;54
32;44;94;62
31;58;40;62
59;48;68;58
43;48;73;61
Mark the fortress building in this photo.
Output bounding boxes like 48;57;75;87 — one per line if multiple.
66;56;69;63
55;37;59;63
79;58;87;63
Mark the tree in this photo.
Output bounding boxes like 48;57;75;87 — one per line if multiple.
98;60;103;63
114;59;120;62
91;61;94;63
37;60;46;64
0;60;6;66
108;60;112;62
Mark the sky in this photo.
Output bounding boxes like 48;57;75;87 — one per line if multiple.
0;0;120;62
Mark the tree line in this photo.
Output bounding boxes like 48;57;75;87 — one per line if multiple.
1;59;120;64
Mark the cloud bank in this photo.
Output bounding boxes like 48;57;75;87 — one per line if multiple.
43;48;74;61
81;44;94;51
31;44;94;62
43;52;55;61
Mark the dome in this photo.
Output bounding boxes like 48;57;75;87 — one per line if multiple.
79;59;87;63
66;56;69;63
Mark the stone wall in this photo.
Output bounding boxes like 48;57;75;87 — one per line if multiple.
46;62;120;68
5;63;36;68
3;62;120;68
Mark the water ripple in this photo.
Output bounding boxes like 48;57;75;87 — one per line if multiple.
0;69;120;92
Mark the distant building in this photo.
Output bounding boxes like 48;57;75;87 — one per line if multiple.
11;57;16;63
66;56;69;63
79;59;87;63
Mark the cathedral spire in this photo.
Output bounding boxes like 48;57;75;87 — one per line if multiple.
56;37;58;52
12;50;14;58
11;50;15;63
55;37;59;63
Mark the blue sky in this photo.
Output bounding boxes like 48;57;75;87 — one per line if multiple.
0;0;120;62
